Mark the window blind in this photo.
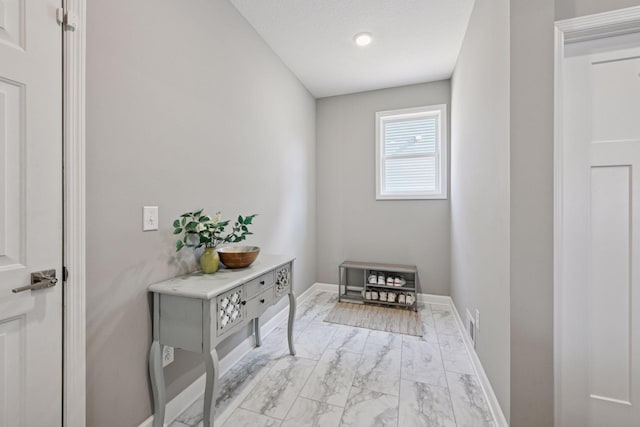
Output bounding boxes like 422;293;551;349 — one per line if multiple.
382;115;439;194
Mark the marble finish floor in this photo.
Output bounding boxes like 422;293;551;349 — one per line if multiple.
170;291;496;427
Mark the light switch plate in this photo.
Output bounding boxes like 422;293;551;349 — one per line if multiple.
143;206;159;231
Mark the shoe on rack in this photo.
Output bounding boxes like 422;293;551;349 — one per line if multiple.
372;291;379;300
406;294;415;305
388;292;397;303
380;292;387;302
368;272;377;284
386;276;394;286
398;294;406;304
394;276;406;287
377;274;385;285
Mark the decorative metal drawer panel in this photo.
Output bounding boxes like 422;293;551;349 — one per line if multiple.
275;264;291;298
216;286;244;335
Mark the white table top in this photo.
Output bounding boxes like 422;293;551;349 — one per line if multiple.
148;254;294;300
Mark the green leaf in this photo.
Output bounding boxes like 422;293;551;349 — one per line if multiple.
173;228;183;235
186;221;198;230
241;225;248;232
238;215;243;224
180;213;191;218
193;209;203;217
173;219;180;228
181;217;186;226
176;240;184;251
244;215;255;225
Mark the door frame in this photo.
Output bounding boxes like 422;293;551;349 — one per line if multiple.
554;6;640;426
62;0;86;425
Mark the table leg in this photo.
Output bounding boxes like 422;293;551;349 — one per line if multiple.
287;292;296;355
254;317;262;347
203;348;220;427
149;340;166;427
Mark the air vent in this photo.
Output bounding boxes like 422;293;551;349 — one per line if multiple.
466;309;476;348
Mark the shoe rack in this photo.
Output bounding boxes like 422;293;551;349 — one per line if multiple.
338;261;419;311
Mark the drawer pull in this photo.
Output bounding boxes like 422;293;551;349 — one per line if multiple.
260;298;265;303
241;300;247;306
260;280;265;285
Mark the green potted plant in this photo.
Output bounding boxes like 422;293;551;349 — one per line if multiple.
173;210;257;273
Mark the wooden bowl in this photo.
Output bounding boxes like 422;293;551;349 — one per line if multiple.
217;246;260;269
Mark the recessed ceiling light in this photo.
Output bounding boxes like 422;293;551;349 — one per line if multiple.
354;32;373;47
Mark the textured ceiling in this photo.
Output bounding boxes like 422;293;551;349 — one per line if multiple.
230;0;475;98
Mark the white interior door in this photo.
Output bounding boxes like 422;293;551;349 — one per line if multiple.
560;40;640;427
0;1;63;426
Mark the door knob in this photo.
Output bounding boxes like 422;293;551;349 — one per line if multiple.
12;269;58;293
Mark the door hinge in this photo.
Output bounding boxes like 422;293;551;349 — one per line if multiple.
56;7;77;31
63;266;69;282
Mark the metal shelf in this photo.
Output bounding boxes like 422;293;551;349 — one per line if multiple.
338;261;419;312
363;299;415;308
365;282;415;291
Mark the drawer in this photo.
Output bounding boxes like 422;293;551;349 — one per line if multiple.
246;287;275;318
245;271;275;299
215;285;246;336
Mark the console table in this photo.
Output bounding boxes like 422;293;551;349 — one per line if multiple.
148;254;296;427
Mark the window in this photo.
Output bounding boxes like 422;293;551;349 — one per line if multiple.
375;104;448;200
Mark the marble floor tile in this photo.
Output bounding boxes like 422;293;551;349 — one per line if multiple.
221;408;281;427
420;306;434;326
215;359;273;412
432;309;460;335
299;348;361;407
401;339;447;387
296;292;336;321
240;356;317;419
430;303;452;312
171;291;497;427
399;379;455;427
438;334;474;375
353;341;402;396
327;325;370;354
404;307;439;344
281;397;343;427
442;351;474;375
174;357;271;426
172;396;205;427
438;333;466;353
365;329;403;349
243;326;299;366
339;387;399;427
447;371;495;427
294;321;337;360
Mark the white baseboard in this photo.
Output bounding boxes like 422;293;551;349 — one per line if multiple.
449;301;509;427
139;282;324;427
417;292;453;306
311;282;338;292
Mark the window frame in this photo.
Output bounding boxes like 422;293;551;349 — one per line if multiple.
375;104;448;200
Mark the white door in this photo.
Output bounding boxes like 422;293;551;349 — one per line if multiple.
559;40;640;426
0;1;63;426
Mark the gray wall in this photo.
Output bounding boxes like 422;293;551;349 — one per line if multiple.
316;82;451;296
556;0;640;19
509;1;554;426
85;0;316;426
508;1;640;426
450;0;511;420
